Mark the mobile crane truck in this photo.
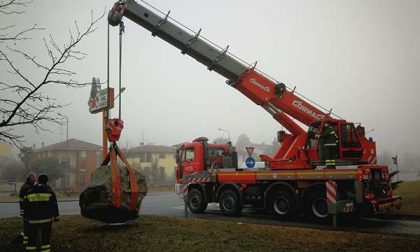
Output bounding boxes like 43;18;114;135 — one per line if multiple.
108;0;402;223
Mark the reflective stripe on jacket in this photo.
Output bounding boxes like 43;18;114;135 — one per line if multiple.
322;127;338;147
23;184;59;222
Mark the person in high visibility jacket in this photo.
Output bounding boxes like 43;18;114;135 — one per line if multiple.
320;123;339;169
23;174;59;252
19;172;37;247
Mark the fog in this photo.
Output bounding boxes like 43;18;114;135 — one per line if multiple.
2;0;420;163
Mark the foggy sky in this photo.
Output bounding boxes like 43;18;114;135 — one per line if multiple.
1;0;420;159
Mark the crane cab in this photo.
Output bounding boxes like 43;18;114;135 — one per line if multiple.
306;120;376;166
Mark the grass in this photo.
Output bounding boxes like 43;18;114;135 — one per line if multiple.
394;180;420;216
1;215;420;252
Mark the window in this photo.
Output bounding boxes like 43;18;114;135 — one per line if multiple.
80;151;86;158
340;123;361;148
80;158;87;171
159;167;165;177
145;153;152;162
209;147;225;156
181;148;194;162
159;153;165;159
80;172;86;186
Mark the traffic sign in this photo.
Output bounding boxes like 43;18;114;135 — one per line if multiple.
7;179;15;186
245;156;255;168
245;146;254;156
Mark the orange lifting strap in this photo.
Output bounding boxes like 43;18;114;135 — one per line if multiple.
101;142;139;211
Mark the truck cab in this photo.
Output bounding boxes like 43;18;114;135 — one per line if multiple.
175;137;238;184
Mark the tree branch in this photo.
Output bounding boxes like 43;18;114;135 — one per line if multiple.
0;0;32;14
0;5;105;149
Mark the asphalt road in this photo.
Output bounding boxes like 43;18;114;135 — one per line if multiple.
0;192;184;218
1;192;420;236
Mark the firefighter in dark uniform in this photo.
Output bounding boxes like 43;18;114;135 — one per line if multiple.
23;174;59;252
19;172;37;247
321;123;339;169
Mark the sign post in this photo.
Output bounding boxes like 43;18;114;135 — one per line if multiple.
245;146;255;168
88;78;114;160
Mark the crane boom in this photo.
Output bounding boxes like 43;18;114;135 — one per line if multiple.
108;0;332;136
108;0;377;169
109;0;248;82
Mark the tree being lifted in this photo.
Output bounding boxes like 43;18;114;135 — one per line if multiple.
0;0;103;149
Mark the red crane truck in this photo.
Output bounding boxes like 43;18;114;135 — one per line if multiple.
108;0;402;222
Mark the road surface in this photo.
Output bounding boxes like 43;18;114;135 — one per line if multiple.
1;192;420;236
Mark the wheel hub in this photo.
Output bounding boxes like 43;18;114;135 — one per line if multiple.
222;196;234;211
190;195;200;208
274;196;290;215
312;197;328;218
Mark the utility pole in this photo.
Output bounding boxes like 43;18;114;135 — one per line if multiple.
218;128;231;141
58;113;69;187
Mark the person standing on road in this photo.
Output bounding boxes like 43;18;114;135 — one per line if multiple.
19;172;37;247
23;174;59;252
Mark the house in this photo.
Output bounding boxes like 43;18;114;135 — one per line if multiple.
32;139;101;190
126;144;176;183
0;141;12;157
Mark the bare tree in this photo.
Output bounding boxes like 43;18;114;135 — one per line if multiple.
0;0;103;148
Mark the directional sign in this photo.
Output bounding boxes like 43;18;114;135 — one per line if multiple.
245;156;255;168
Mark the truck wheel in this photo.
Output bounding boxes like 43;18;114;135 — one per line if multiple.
188;188;207;213
219;189;242;216
304;188;329;223
268;189;296;219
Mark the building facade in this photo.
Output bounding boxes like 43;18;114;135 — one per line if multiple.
32;139;101;191
126;144;176;183
0;141;12;157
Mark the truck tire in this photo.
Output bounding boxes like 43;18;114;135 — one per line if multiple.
268;189;296;219
188;188;207;214
219;189;242;216
304;188;329;223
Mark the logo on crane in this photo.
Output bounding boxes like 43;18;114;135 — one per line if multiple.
292;100;325;120
250;78;270;93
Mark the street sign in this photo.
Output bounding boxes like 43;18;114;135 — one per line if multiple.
245;146;254;156
245;156;255;168
7;179;15;186
89;88;114;114
88;78;114;114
